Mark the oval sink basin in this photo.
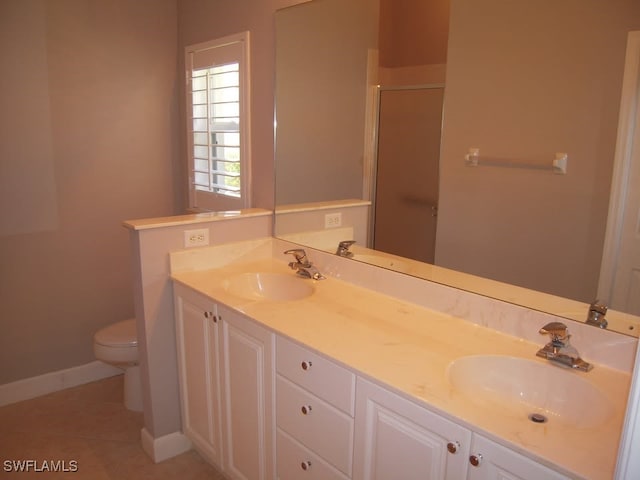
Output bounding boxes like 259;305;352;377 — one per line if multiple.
223;272;315;301
447;355;613;428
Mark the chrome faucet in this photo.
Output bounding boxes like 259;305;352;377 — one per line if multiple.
336;240;356;258
284;249;325;280
536;321;593;371
586;300;608;329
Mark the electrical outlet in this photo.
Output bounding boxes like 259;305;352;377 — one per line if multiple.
184;228;209;248
324;212;342;229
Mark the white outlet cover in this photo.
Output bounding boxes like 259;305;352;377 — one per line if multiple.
324;212;342;229
184;228;210;248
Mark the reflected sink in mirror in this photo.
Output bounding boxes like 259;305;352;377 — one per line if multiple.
223;272;315;301
447;355;613;429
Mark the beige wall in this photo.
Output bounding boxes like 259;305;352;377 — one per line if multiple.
0;0;306;388
274;0;378;205
0;0;179;384
436;0;640;302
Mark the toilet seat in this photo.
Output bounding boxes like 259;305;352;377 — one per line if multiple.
94;319;137;347
93;318;142;411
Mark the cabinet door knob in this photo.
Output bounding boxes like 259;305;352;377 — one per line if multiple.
447;441;460;454
300;460;312;471
301;361;312;371
469;454;483;467
301;405;312;415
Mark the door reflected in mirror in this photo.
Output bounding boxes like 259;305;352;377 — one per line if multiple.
374;86;443;264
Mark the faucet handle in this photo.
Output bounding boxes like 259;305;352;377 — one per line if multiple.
284;248;311;267
336;240;356;257
589;300;608;315
338;240;356;248
539;322;569;345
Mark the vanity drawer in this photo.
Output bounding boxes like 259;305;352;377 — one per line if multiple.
276;428;349;480
276;375;354;475
276;336;355;415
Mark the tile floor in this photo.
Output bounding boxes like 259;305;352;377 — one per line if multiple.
0;375;224;479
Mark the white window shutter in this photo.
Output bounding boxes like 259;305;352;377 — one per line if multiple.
185;32;251;211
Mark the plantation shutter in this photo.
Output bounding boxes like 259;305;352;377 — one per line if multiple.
186;33;251;211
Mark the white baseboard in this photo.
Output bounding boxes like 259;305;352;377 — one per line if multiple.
0;360;122;407
141;427;192;463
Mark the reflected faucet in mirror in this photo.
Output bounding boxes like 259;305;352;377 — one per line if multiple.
336;240;356;258
586;301;608;329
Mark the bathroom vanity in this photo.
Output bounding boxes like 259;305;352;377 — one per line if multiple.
174;283;274;479
170;238;632;480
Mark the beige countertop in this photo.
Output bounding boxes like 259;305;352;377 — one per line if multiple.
123;208;271;230
171;255;630;479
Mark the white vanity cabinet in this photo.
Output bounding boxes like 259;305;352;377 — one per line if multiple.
353;377;471;480
174;284;275;480
173;283;574;480
466;434;570;480
219;301;275;480
353;377;570;480
174;283;223;467
275;336;356;479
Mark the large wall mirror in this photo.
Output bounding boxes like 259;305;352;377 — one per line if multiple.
274;0;640;336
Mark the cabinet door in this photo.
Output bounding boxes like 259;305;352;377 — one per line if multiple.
220;304;275;480
174;284;223;466
354;378;471;480
466;434;570;480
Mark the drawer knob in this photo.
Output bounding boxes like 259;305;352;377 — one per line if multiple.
301;361;312;371
447;441;460;454
301;461;312;471
301;405;312;415
204;311;217;323
469;454;483;467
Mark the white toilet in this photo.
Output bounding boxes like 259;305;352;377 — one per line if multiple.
93;318;143;412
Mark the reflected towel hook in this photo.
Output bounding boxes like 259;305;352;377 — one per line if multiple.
464;148;568;174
